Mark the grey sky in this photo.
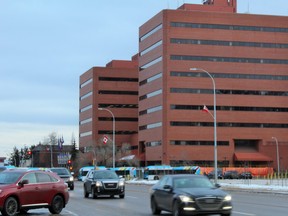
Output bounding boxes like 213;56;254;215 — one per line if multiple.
0;0;287;157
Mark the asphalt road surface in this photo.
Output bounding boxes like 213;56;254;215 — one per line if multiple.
11;181;288;216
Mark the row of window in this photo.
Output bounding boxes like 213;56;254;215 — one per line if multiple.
170;22;288;33
139;72;162;86
171;38;288;49
80;91;92;100
140;24;162;41
171;71;288;81
80;131;92;137
99;77;138;82
98;130;137;135
171;55;288;65
99;90;138;95
170;122;288;128
146;141;162;147
171;105;288;112
139;105;162;116
80;104;92;113
98;117;138;122
80;118;92;125
139;89;162;100
170;140;229;146
170;88;288;96
140;40;163;56
140;56;163;70
99;104;138;109
139;122;162;130
80;78;93;88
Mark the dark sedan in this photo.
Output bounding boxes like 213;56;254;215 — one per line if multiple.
239;172;253;179
150;174;232;216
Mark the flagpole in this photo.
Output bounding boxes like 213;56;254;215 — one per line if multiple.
98;107;115;168
190;68;218;184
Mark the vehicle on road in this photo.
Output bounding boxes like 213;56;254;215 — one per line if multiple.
144;165;173;180
78;166;106;181
239;171;253;179
150;174;232;216
83;169;125;199
50;167;74;190
223;170;240;179
0;168;69;216
207;168;223;179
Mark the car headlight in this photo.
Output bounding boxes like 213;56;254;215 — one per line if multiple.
179;195;194;203
96;181;103;187
224;195;232;201
119;180;125;187
69;176;74;181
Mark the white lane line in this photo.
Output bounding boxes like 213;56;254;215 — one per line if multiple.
63;210;79;216
233;211;256;216
126;195;138;199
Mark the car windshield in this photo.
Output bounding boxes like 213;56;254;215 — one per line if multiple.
174;176;214;189
94;171;118;179
51;168;70;175
0;172;22;184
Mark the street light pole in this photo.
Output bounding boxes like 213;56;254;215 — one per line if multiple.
98;108;115;168
272;137;280;174
190;68;218;183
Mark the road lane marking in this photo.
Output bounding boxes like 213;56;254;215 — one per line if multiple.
126;195;138;199
63;210;79;216
233;211;256;216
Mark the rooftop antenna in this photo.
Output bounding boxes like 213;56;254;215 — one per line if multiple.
246;0;250;14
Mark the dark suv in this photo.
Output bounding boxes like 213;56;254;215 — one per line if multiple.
223;170;240;179
50;167;74;190
83;169;125;199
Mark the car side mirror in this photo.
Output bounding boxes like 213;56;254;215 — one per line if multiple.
163;185;173;191
19;179;29;187
215;183;221;188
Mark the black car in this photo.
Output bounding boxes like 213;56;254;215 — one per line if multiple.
223;170;240;179
50;167;74;190
207;169;223;179
150;174;232;216
239;172;253;179
83;169;125;199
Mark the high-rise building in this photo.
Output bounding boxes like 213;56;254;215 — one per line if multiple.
79;0;288;170
138;0;288;169
79;56;139;166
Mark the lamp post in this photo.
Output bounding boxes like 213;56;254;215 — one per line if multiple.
98;108;115;168
272;137;280;174
190;68;218;183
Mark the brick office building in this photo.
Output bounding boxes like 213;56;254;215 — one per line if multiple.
79;56;139;165
138;0;288;169
79;0;288;170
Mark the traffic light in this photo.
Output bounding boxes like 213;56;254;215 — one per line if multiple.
68;160;71;165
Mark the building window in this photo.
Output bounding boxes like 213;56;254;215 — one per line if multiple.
99;90;138;95
146;141;162;147
80;78;93;88
99;77;138;82
171;55;288;65
80;131;92;137
80;118;92;125
139;122;162;130
171;38;288;49
80;91;92;100
98;104;138;109
80;104;92;112
139;105;162;116
140;72;162;86
140;40;163;56
139;89;162;101
140;24;163;41
170;71;288;80
170;22;288;33
170;140;229;146
139;56;162;70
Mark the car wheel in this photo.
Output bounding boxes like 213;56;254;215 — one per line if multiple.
92;187;97;199
49;195;64;214
119;194;125;199
2;197;18;216
70;185;74;190
172;201;182;216
151;197;161;215
84;186;89;198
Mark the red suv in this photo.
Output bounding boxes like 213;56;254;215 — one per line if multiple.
0;168;69;216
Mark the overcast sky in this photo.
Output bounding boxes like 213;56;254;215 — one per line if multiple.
0;0;287;158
